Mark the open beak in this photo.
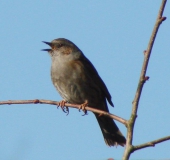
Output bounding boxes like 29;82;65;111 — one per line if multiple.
42;41;52;51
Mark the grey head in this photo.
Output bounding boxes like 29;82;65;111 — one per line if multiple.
42;38;82;60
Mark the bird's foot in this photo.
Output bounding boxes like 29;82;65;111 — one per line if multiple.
57;100;69;115
79;100;88;116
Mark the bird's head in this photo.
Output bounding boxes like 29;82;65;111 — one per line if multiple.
42;38;81;59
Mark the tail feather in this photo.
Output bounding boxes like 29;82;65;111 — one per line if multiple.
95;114;126;147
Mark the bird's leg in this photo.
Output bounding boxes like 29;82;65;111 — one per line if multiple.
57;100;69;115
79;100;88;116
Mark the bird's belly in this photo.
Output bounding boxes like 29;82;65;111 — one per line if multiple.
52;77;101;106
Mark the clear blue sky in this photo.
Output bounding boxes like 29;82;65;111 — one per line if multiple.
0;1;170;159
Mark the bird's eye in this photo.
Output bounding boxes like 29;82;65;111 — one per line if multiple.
52;43;63;50
58;43;63;47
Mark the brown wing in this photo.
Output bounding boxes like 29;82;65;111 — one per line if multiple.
80;55;114;108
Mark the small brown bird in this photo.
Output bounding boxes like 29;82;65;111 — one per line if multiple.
42;38;126;146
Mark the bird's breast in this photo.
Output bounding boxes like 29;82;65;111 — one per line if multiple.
51;58;102;105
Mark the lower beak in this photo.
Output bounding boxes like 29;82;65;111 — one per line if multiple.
41;49;52;51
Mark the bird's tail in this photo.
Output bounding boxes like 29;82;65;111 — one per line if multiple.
95;114;126;146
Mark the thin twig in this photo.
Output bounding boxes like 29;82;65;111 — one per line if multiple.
123;1;167;159
132;135;170;151
0;99;127;126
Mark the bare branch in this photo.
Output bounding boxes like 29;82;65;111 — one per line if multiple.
123;1;167;159
0;99;127;126
132;135;170;151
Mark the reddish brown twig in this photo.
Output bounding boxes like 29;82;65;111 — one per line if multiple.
0;99;127;126
132;135;170;151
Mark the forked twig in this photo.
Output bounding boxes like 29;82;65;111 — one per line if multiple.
123;1;167;159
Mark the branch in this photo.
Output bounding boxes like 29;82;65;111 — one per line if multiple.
123;1;167;159
132;135;170;151
0;99;127;126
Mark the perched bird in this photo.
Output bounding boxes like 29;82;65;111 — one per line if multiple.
42;38;126;146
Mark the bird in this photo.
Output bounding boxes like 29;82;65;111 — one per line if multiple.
42;38;126;147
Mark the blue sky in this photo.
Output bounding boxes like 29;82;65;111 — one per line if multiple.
0;1;170;159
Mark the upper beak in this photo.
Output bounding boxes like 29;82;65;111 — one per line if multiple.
42;41;52;51
42;41;52;46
